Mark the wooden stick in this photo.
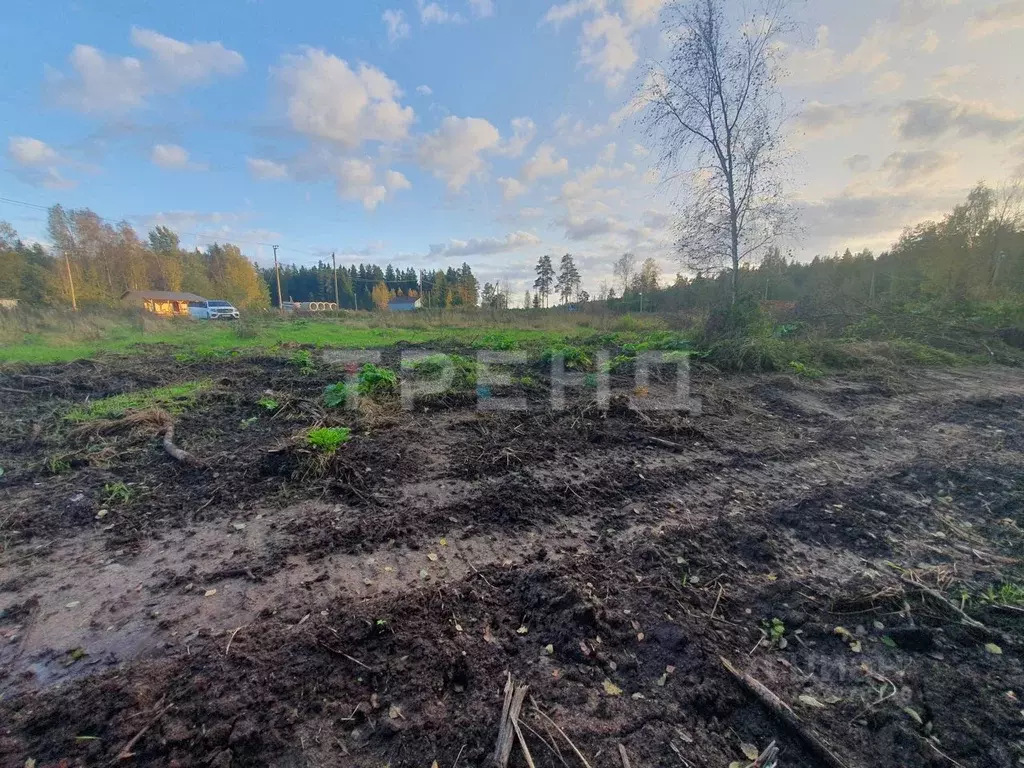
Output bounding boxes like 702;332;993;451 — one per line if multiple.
530;699;593;768
513;718;537;768
112;700;172;762
163;424;200;467
721;657;852;768
492;674;530;768
617;744;632;768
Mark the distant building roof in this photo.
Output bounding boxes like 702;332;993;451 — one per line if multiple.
121;290;206;303
388;296;420;305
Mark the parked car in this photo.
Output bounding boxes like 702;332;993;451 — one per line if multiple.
188;299;240;320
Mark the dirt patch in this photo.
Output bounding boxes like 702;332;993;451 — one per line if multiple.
1;356;1023;767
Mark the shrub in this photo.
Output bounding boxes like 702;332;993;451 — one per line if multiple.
307;426;352;453
234;322;258;340
323;382;352;408
290;349;316;375
357;363;398;397
789;361;824;379
258;396;279;411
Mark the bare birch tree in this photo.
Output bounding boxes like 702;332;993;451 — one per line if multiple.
642;0;793;304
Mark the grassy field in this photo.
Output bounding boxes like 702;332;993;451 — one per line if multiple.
0;308;665;364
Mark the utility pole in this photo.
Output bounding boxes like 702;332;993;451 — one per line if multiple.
332;251;340;308
63;249;77;311
639;291;644;313
272;245;283;312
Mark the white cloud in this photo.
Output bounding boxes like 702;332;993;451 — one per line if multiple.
560;214;621;240
920;29;939;52
521;144;569;181
931;64;975;89
497;117;537;158
783;25;889;85
598;142;617;164
871;71;905;95
794;101;871;136
895;96;1022;141
898;0;961;27
9;136;60;167
554;114;608;146
968;0;1024;40
151;143;203;170
519;207;546;218
497;176;528;200
580;13;637;89
7;136;77;189
541;0;605;27
418;0;465;24
128;27;244;84
469;0;495;18
622;0;666;26
383;10;411;43
845;154;872;173
417;116;502;190
385;169;413;193
46;28;244;114
246;157;289;180
333;158;388;211
429;231;540;257
275;49;415;147
881;149;959;187
416;84;433;96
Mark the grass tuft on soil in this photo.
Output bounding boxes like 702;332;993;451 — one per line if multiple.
64;381;210;422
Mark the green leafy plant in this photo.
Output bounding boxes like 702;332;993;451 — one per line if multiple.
542;345;592;371
290;349;316;375
240;416;258;429
410;354;478;391
789;360;824;379
307;426;352;454
762;617;787;648
47;455;71;475
258;396;279;411
323;382;352;408
103;481;137;505
357;363;398;397
980;583;1024;606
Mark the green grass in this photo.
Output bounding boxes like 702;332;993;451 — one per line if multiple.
0;317;607;364
308;426;352;453
409;353;478;390
65;381;209;422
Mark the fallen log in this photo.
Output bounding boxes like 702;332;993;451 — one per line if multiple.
721;656;852;768
163;423;201;467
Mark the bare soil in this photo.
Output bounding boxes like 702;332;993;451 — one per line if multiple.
1;352;1023;768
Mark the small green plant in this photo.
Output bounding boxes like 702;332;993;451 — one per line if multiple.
542;345;592;371
980;583;1024;606
290;349;316;375
240;416;258;429
789;360;825;379
234;322;258;340
323;382;351;408
357;363;398;397
257;396;279;411
762;617;787;648
307;426;352;454
602;354;634;373
47;455;71;475
103;481;137;505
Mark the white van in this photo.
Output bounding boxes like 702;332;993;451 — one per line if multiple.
188;299;240;320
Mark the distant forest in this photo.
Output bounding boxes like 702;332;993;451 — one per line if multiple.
0;183;1021;315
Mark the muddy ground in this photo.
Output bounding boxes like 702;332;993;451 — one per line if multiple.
1;350;1023;768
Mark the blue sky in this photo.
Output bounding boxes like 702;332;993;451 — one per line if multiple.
3;0;1024;300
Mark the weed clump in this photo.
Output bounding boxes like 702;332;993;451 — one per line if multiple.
323;382;352;408
410;354;478;391
290;349;316;375
542;345;592;371
66;381;208;422
357;364;398;397
307;427;352;454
